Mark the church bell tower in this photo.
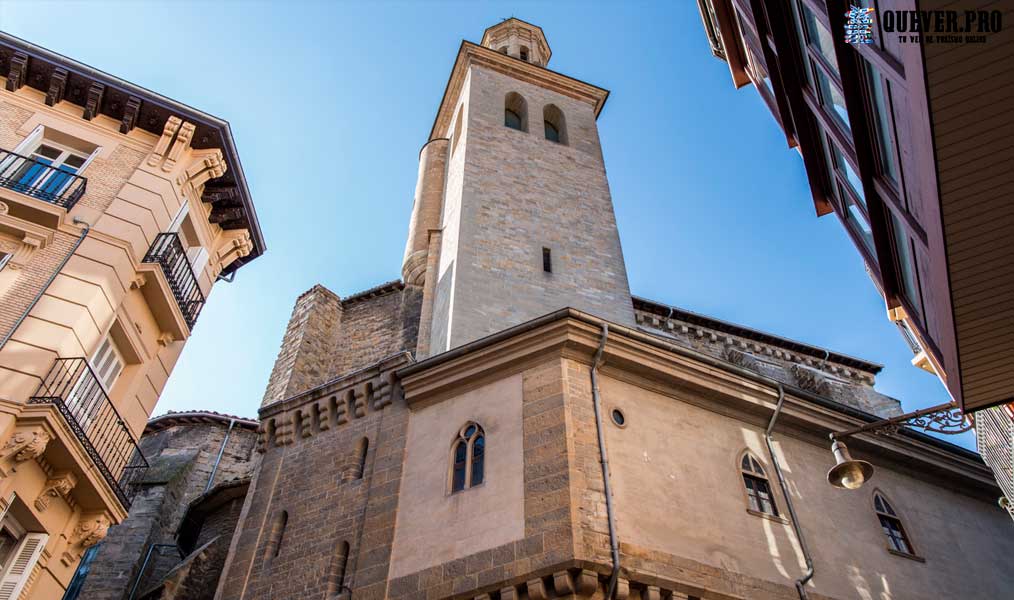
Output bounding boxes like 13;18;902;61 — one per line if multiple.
403;18;635;358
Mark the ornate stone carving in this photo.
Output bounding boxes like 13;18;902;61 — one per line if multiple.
34;471;77;511
725;347;759;371
0;428;52;468
148;116;182;167
791;363;831;395
120;95;142;133
72;513;109;549
0;201;8;215
163;121;196;172
46;68;68;106
82;82;106;121
214;229;253;271
177;150;226;192
5;52;28;92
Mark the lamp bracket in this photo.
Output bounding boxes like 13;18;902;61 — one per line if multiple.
831;402;971;440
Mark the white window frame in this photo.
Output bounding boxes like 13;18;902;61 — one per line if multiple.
9;125;100;197
0;499;47;600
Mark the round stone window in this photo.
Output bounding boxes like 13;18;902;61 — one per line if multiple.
610;408;626;427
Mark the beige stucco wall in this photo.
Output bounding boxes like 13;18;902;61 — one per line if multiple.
0;81;252;596
598;373;1014;599
390;374;525;578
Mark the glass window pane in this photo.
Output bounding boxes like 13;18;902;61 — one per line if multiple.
830;143;865;205
470;435;484;486
544;121;560;143
890;213;922;316
816;68;850;131
802;5;839;72
505;109;522;131
867;64;899;184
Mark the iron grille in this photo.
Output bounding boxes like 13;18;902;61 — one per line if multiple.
29;358;148;509
142;232;205;330
0;148;87;209
975;404;1014;521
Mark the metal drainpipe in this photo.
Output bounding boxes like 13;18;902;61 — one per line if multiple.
206;418;236;493
590;323;621;599
0;217;91;353
765;383;814;599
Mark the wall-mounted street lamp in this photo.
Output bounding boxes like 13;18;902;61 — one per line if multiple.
826;401;972;490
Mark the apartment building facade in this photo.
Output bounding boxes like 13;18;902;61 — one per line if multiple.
694;0;1014;509
0;34;263;597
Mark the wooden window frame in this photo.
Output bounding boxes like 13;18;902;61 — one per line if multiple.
872;491;923;561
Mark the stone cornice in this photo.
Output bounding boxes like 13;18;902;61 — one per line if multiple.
398;309;996;494
429;41;610;141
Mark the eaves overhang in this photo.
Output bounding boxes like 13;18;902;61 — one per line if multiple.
0;32;265;273
429;40;610;141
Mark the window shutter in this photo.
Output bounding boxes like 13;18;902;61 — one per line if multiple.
0;532;48;600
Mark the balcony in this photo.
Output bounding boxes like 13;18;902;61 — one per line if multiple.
142;233;205;330
0;148;87;209
29;358;148;509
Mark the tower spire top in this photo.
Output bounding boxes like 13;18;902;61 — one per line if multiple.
480;18;551;66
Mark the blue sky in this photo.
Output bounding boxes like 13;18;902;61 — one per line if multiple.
0;1;968;448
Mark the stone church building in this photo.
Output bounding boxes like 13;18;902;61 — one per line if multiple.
80;18;1011;600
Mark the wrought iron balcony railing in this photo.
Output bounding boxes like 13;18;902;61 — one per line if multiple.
30;358;148;509
0;149;87;209
143;232;205;330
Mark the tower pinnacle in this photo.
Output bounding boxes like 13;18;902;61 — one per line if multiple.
480;18;551;66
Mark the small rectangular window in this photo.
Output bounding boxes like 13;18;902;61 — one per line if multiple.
542;247;552;273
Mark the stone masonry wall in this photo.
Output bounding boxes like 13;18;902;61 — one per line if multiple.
327;284;422;381
436;64;635;351
219;357;410;600
79;419;257;599
261;285;344;407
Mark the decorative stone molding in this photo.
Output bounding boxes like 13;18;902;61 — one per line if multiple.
120;95;142;134
260;359;404;451
176;149;226;193
82;82;105;121
214;229;253;272
0;211;54;269
129;274;146;290
61;513;110;566
725;347;760;371
163;121;196;172
575;570;598;595
552;570;574;594
792;363;831;395
147;116;182;167
156;331;175;347
526;578;546;600
34;471;78;512
0;427;51;472
72;513;109;549
5;51;28;92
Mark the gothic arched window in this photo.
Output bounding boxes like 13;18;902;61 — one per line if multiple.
450;422;485;493
740;453;778;517
543;104;567;145
874;492;915;556
505;92;527;132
